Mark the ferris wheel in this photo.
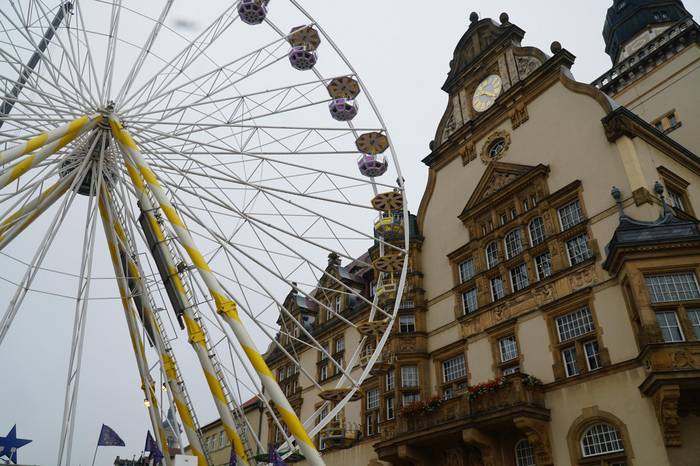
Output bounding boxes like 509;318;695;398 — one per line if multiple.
0;1;409;465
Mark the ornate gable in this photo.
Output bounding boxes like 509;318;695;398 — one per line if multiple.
462;162;539;215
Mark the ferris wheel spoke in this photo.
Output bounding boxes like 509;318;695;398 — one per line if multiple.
100;0;123;105
0;153;88;347
1;4;97;110
27;0;100;109
57;139;106;466
118;3;242;110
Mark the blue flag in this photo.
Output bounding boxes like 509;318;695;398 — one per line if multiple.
0;425;32;464
145;431;164;465
97;424;125;447
268;446;287;466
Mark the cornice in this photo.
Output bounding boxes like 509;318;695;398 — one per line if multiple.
601;107;700;176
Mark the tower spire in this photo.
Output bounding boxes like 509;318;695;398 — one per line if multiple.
603;0;692;63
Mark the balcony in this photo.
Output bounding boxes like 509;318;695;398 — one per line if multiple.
381;374;548;441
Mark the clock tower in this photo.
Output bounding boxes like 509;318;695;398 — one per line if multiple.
433;12;551;148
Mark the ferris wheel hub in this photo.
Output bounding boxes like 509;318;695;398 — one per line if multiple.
58;128;116;196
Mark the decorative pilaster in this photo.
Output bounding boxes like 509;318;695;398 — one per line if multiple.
514;417;553;466
462;428;498;466
653;385;682;447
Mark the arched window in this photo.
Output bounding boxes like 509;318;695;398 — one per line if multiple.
515;439;535;466
528;217;545;246
580;423;624;458
485;241;499;269
504;228;523;259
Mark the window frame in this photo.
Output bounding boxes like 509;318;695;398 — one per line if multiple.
462;288;478;314
504;227;524;259
644;271;700;343
558;200;584;231
566;233;593;266
459;257;475;283
485;241;499;269
398;314;416;333
509;262;530;292
490;275;505;302
528;216;545;246
535;251;553;280
400;365;419;388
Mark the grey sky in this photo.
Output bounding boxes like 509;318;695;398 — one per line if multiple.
1;1;698;465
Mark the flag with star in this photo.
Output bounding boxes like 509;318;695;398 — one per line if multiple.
145;430;164;465
97;424;125;447
0;425;32;464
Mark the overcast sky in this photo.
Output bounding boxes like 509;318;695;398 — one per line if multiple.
2;1;699;465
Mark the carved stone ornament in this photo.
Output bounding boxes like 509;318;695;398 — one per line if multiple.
510;102;529;129
653;385;682;447
443;113;457;141
533;283;557;305
460;142;477;166
514;417;554;466
462;428;497;466
442;448;466;466
567;266;598;291
479;130;511;164
481;171;518;198
515;56;542;79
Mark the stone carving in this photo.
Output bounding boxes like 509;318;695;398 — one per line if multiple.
479;130;511;164
460;142;477;166
397;338;416;353
671;350;697;369
510;103;529;129
443;113;457;141
443;448;465;466
533;283;557;305
654;385;681;446
567;266;597;291
515;56;542;79
514;417;554;466
462;428;496;466
481;173;518;198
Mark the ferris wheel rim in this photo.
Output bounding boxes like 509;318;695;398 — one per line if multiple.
0;1;410;464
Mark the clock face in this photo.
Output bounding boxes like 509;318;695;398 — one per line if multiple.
472;74;503;112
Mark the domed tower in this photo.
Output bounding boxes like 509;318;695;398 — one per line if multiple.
603;0;692;63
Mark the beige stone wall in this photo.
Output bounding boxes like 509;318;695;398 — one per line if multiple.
613;44;700;155
546;366;670;466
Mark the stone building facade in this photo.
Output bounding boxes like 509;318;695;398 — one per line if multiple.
191;1;700;465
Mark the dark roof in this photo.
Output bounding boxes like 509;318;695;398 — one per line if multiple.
603;0;692;62
603;199;700;270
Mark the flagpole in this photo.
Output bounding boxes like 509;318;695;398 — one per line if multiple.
90;444;99;466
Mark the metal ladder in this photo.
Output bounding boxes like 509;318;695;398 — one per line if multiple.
150;193;256;461
112;201;213;465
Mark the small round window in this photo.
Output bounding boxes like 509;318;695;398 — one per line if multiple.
488;138;507;158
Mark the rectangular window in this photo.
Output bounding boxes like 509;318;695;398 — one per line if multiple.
688;309;700;340
335;336;345;353
584;340;601;371
219;431;224;448
462;288;478;314
320;342;329;360
443;387;454;400
668;189;685;211
562;347;579;377
505;229;524;259
566;233;592;266
556;307;595;342
459;257;475;282
399;315;416;333
335;295;342;312
510;208;517;220
402;392;421;406
535;252;553;280
499;335;518;362
522;199;529;212
386;370;395;390
486;242;499;269
386;397;395;420
502;365;520;376
645;273;700;303
510;263;530;292
366;388;380;410
319;365;328;381
365;413;377;436
656;311;684;342
490;276;505;301
442;354;466;382
558;200;584;230
401;365;419;388
500;213;508;226
528;217;545;246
